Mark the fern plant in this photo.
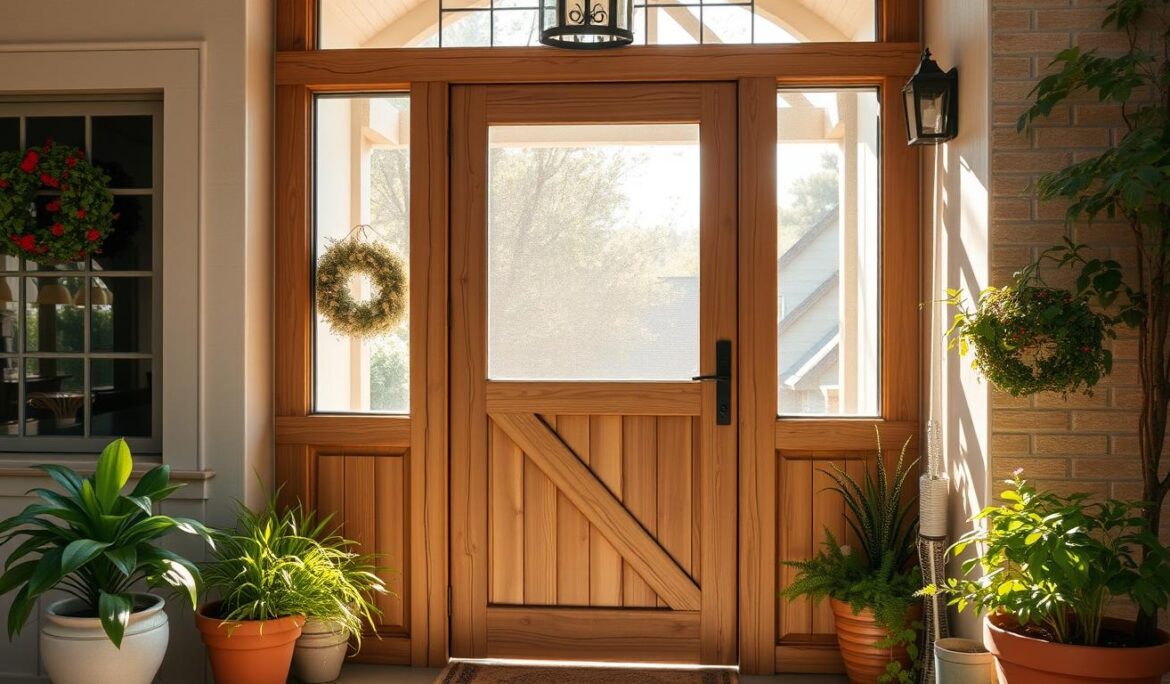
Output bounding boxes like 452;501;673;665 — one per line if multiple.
781;430;922;683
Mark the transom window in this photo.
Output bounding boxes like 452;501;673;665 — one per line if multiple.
0;100;161;454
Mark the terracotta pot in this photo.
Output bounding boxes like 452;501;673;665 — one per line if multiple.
195;601;304;684
40;593;169;684
984;613;1170;684
830;597;922;684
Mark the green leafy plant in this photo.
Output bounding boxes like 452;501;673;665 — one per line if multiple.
0;438;212;646
1010;0;1170;642
945;275;1113;397
781;431;922;683
203;497;387;650
933;473;1170;646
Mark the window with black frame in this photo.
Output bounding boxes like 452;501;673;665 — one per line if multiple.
0;101;161;454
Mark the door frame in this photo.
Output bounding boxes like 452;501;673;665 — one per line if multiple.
273;6;921;671
447;81;739;665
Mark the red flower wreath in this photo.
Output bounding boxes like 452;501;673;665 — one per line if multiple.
0;141;116;264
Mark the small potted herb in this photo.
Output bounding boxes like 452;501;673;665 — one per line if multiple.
934;472;1170;683
0;438;210;684
781;432;922;684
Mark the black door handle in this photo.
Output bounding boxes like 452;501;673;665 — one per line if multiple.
692;339;732;425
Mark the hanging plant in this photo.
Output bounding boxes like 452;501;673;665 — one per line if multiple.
315;228;407;338
946;275;1113;397
0;141;116;264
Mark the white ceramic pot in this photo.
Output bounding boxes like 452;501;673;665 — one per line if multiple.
292;618;350;683
935;637;996;684
40;593;169;684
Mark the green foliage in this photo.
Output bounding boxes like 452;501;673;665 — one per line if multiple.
0;141;116;264
935;473;1170;646
203;498;388;652
0;438;210;646
945;276;1113;397
781;430;921;683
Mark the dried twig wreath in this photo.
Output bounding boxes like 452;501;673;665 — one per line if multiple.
315;227;407;337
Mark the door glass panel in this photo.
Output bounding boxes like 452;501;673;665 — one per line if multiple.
314;95;411;413
487;124;699;381
777;89;880;416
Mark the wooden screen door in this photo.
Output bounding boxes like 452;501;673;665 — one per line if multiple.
450;82;738;666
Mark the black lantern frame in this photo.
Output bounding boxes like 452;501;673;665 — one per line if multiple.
539;0;634;49
902;48;959;145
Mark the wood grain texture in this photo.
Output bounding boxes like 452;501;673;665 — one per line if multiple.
275;43;922;89
276;415;410;447
523;428;558;606
274;85;311;417
486;607;701;664
622;415;659;608
486;382;701;416
778;457;813;639
737;76;779;676
483;83;702;123
881;0;921;43
555;416;592;606
275;0;314;51
490;422;525;605
776;419;916;453
409;81;451;667
449;84;490;658
493;413;702;611
810;465;843;633
588;415;624;607
376;456;408;630
656;416;693;584
351;635;412;665
776;636;846;674
275;444;312;511
317;454;346;532
698;82;739;665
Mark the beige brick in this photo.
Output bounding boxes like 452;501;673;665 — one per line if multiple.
994;80;1043;103
992;409;1071;431
1073;103;1125;126
1076;31;1138;52
1071;409;1140;431
1034;126;1111;148
1031;478;1109;499
990;219;1069;245
991;389;1033;408
995;0;1072;8
1110;481;1144;500
992;198;1034;221
1033;390;1108;409
993;56;1033;79
1102;360;1139;386
993;32;1071;55
995;103;1069;126
1109;389;1144;410
993;456;1070;479
993;9;1033;29
1110;434;1140;455
992;150;1073;174
992;125;1032;149
1033;433;1107;454
991;173;1035;198
991;433;1032;454
1073;457;1143;479
1034;7;1105;29
1111;338;1138;360
992;246;1033;267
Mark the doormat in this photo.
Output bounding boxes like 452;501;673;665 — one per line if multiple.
435;663;737;684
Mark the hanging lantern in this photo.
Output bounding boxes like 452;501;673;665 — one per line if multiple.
902;48;959;145
539;0;634;49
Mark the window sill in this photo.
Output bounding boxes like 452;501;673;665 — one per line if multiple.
0;463;214;501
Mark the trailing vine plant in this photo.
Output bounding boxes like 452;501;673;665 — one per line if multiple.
1013;0;1170;643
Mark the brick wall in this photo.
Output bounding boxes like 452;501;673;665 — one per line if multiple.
988;0;1170;590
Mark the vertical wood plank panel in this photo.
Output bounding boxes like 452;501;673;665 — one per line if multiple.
589;415;624;606
490;423;525;605
556;416;592;606
656;416;694;608
376;455;407;630
699;81;740;665
449;84;489;658
274;85;311;417
275;444;313;511
622;415;658;607
344;456;378;560
737;75;778;675
276;0;314;51
691;417;702;584
410;81;450;666
524;430;559;605
779;457;813;637
810;463;843;633
317;454;346;530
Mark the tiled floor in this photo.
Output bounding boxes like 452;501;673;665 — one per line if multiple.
333;664;848;683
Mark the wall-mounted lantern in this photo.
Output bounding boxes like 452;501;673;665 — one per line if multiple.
539;0;634;49
902;48;959;145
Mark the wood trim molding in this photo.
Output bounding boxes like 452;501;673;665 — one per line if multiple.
776;636;846;674
276;0;315;51
491;412;702;611
737;76;778;676
775;419;917;453
485;382;701;416
485;607;702;664
275;84;312;417
276;415;411;447
276;43;922;89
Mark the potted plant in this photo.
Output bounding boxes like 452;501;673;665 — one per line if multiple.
272;503;388;684
0;438;210;684
196;498;381;684
935;472;1170;683
781;432;922;684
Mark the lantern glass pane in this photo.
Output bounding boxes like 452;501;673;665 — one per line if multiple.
320;0;875;47
776;88;881;417
919;89;948;135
